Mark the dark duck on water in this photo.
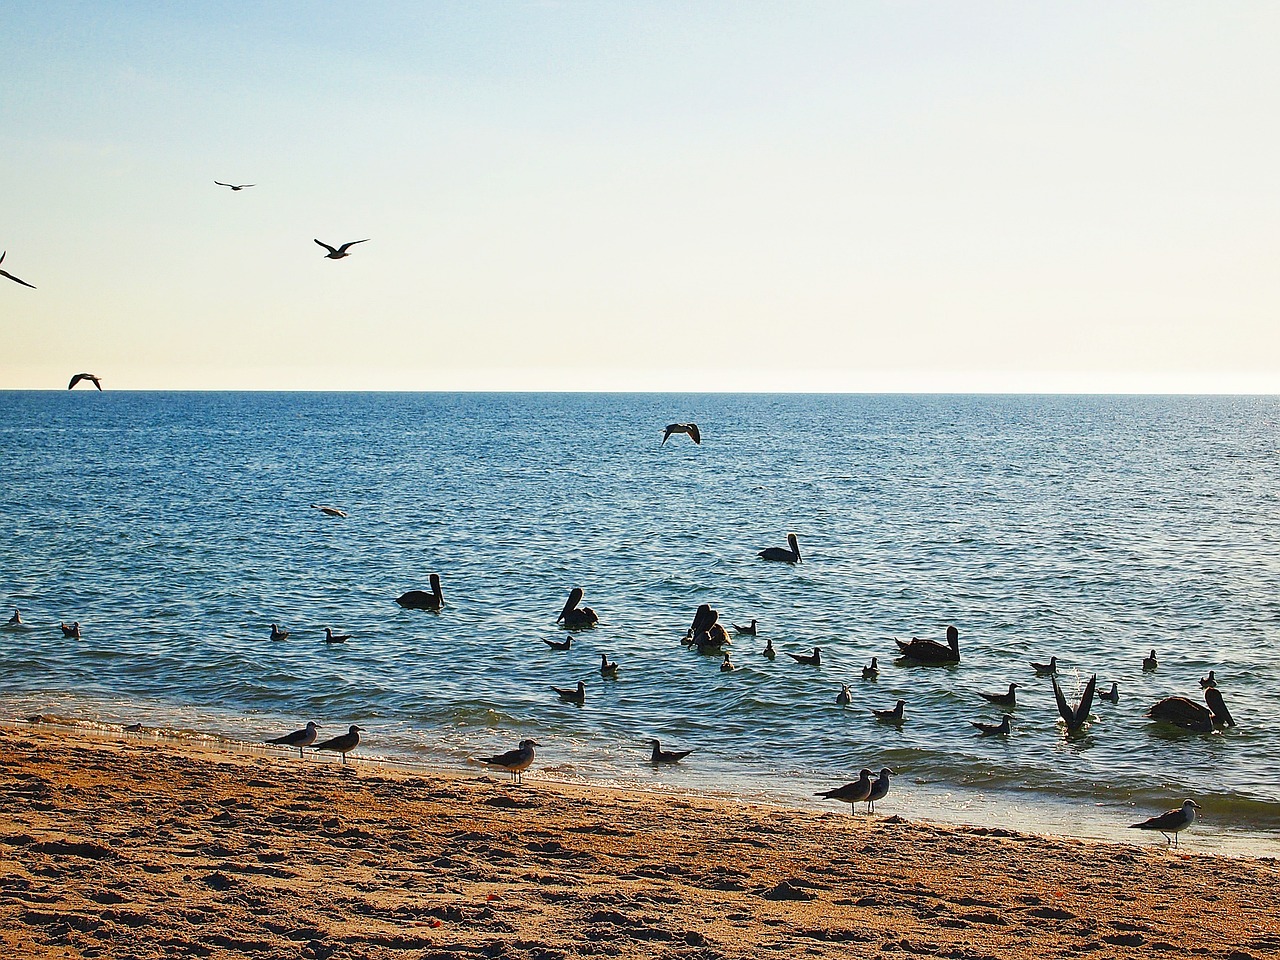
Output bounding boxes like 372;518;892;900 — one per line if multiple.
895;625;960;665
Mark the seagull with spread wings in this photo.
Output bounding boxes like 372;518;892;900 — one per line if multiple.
315;239;369;259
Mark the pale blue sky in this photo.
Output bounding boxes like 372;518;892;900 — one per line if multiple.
3;2;1279;391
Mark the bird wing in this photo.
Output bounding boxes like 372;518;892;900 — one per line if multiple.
688;423;701;443
1;268;36;289
336;240;370;254
215;181;231;187
314;239;338;254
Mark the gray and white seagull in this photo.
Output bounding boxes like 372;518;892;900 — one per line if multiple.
314;239;369;259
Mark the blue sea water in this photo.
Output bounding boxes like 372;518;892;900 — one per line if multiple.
2;391;1278;854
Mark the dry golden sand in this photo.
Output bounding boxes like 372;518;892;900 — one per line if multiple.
2;725;1278;960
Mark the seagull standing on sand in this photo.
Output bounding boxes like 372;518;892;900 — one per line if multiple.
1130;799;1199;847
475;738;538;783
816;769;874;815
866;768;893;814
214;181;255;190
267;721;320;758
68;373;102;391
313;724;362;764
662;423;701;445
649;739;693;764
314;238;369;259
0;251;36;288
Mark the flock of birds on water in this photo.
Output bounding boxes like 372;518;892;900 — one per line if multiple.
4;416;1226;848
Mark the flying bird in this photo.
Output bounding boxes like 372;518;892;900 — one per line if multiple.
267;721;320;758
311;504;348;518
0;251;36;288
1130;799;1199;847
662;423;701;444
214;181;255;191
68;373;102;391
315;238;369;259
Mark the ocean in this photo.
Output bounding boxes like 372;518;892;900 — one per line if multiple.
2;391;1277;854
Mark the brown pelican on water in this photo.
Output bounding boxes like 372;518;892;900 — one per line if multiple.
314;238;369;259
895;625;959;665
557;587;599;629
1148;688;1235;732
662;423;701;444
758;533;801;563
1130;799;1199;847
397;573;443;610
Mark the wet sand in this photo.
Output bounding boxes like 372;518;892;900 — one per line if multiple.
3;724;1278;960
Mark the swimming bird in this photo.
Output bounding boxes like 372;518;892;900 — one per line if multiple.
557;587;599;629
816;768;873;815
696;623;731;652
6;610;20;626
1099;681;1120;703
861;657;879;681
1130;799;1199;847
542;636;572;651
979;683;1018;708
836;684;852;706
1143;649;1158;671
1052;674;1097;734
314;238;369;259
649;739;693;764
788;646;821;667
476;738;538;783
895;625;960;665
313;724;362;764
311;504;348;518
60;621;81;639
214;181;255;190
762;637;776;659
67;373;102;391
0;251;36;288
661;423;701;445
758;533;801;563
599;652;619;678
553;680;586;705
872;699;906;724
866;768;893;814
732;619;757;636
1148;688;1235;732
972;714;1013;736
267;721;320;758
1031;656;1058;675
684;603;720;647
324;627;350;644
397;573;443;610
270;623;289;642
1200;671;1217;689
720;653;735;672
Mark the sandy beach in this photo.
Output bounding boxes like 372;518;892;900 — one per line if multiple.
3;723;1277;960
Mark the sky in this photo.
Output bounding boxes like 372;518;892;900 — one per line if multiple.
3;1;1279;392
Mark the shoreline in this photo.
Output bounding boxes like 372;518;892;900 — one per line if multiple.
5;709;1280;861
4;722;1279;960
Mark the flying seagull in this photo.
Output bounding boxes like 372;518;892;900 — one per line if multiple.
314;238;369;259
214;181;255;191
0;251;36;288
311;504;348;518
68;373;102;391
662;423;701;444
1130;799;1199;847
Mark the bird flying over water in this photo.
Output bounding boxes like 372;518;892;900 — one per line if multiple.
68;373;102;391
314;238;369;259
214;181;255;190
1130;799;1199;847
0;251;36;288
311;504;348;518
662;423;701;444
